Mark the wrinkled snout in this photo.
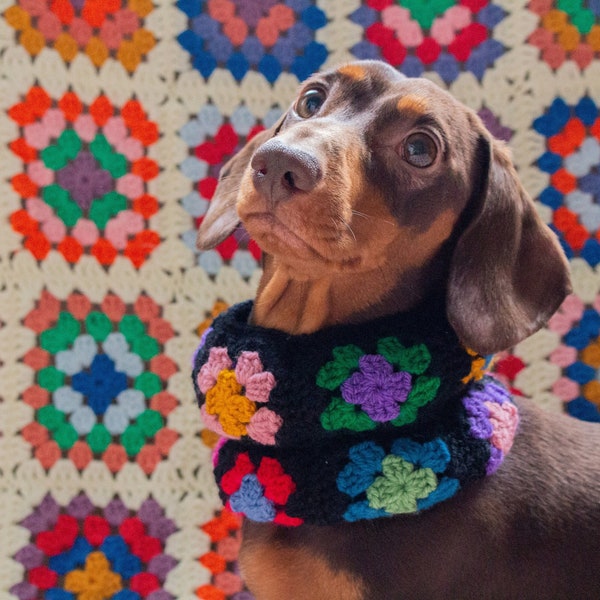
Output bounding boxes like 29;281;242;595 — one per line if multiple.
251;139;322;204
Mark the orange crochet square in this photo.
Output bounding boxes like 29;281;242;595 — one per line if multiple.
4;0;155;72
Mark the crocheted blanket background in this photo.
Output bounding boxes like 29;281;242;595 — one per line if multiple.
0;1;599;598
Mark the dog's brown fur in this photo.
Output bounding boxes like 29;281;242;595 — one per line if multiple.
197;61;600;599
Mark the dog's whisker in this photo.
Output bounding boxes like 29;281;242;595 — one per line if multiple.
352;210;395;228
331;217;357;243
343;220;357;243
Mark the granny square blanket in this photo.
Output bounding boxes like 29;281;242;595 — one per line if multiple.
1;1;599;598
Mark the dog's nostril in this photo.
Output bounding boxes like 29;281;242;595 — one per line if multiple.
283;171;296;189
252;159;268;176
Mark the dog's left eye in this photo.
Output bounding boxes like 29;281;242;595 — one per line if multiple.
296;88;326;118
403;133;438;168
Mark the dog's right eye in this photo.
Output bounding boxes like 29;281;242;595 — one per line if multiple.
296;88;326;118
402;133;438;168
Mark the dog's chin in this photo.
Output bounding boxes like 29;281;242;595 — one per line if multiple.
242;212;364;275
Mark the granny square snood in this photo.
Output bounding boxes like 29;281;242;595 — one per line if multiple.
192;300;518;527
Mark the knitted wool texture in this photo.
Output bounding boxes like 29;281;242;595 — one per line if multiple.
193;300;519;526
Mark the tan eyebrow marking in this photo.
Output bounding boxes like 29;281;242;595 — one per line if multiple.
338;64;367;80
397;94;429;116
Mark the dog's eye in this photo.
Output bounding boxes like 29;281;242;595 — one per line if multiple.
296;88;326;118
403;133;437;168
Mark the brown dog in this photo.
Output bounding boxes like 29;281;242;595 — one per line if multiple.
196;60;600;599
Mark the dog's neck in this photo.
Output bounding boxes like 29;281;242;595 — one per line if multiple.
251;255;443;334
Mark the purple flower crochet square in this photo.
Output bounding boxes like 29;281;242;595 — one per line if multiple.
341;355;411;422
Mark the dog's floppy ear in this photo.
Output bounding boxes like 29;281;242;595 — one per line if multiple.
197;125;278;250
447;132;571;355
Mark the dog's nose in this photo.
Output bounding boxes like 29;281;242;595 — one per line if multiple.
251;139;322;204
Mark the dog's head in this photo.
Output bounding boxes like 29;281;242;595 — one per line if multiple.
197;60;570;355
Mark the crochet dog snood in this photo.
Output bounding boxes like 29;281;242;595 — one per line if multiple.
192;300;519;527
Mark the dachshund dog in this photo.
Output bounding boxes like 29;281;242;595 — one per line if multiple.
196;61;600;599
